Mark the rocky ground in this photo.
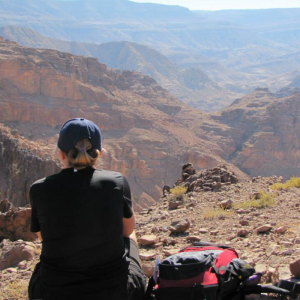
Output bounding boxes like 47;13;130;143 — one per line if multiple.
136;165;300;299
1;165;300;299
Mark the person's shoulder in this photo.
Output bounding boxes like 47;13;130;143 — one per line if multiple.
94;169;124;178
30;177;46;189
30;172;60;190
93;169;125;185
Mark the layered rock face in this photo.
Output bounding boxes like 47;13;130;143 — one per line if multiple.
201;88;300;179
0;125;59;207
0;200;36;242
0;37;240;209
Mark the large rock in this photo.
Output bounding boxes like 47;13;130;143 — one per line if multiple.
256;224;273;234
0;207;37;241
138;235;158;246
0;240;36;270
290;259;300;278
170;219;190;233
180;165;240;193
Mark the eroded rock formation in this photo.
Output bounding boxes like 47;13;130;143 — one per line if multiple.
200;88;300;179
0;199;36;242
0;37;243;209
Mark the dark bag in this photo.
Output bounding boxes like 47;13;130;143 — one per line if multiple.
145;242;295;300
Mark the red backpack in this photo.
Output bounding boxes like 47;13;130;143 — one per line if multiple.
145;242;292;300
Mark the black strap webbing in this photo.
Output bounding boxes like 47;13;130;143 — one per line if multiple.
277;279;300;294
144;277;156;300
244;284;293;296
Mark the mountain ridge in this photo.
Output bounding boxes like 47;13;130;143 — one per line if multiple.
0;27;241;111
0;36;244;209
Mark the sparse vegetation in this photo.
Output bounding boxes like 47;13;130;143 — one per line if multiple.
203;207;234;220
3;279;28;299
271;177;300;190
234;191;276;209
170;185;187;197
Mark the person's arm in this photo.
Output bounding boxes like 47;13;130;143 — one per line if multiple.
30;184;42;240
122;176;135;237
36;231;43;241
123;208;136;237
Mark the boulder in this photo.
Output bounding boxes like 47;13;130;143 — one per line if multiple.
239;220;249;226
237;229;249;237
0;241;36;270
290;259;300;278
169;200;184;210
256;224;272;234
139;252;156;261
219;199;233;209
0;207;37;241
170;219;190;233
138;235;158;246
275;226;287;234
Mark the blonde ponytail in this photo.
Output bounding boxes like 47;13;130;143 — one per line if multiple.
67;138;100;170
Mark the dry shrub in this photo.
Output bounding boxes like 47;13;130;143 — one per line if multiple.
3;279;28;299
203;207;234;220
234;191;276;209
170;185;187;197
271;176;300;190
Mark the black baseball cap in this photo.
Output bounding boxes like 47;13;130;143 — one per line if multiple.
57;118;102;154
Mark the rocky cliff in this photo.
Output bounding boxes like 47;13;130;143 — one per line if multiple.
0;37;244;209
201;88;300;179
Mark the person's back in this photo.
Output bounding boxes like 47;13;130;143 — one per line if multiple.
28;118;146;300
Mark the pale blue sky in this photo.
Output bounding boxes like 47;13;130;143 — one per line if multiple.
131;0;300;10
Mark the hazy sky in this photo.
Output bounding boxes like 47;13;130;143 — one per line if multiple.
131;0;300;10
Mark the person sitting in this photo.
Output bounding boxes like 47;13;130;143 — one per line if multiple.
28;118;146;300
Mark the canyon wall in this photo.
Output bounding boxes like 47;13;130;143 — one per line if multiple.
200;88;300;179
0;37;239;209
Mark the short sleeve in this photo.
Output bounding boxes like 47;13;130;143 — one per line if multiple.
30;185;41;233
123;176;133;219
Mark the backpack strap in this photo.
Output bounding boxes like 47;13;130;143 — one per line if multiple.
193;241;232;249
144;277;156;300
277;279;300;293
244;284;294;296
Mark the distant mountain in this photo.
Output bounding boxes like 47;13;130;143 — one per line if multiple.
275;75;300;97
289;75;300;88
0;26;241;111
195;9;300;48
0;26;98;55
0;0;278;51
238;51;300;78
93;41;240;110
1;2;300;108
0;0;192;21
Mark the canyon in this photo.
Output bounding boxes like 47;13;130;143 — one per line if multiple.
0;37;239;209
1;37;300;210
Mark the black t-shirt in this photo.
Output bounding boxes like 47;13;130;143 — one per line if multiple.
30;166;133;299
